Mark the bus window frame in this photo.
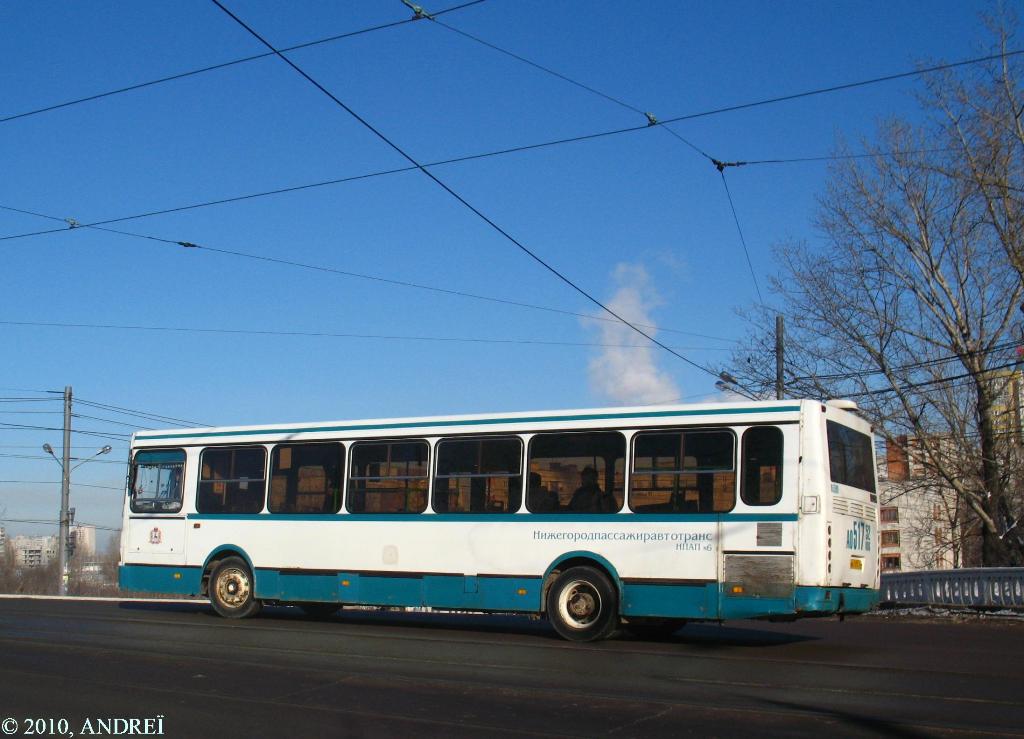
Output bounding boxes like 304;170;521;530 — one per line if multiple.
196;444;269;515
268;441;346;515
346;438;431;515
826;420;877;494
627;427;738;514
431;435;524;515
739;425;784;507
525;429;627;515
129;447;187;515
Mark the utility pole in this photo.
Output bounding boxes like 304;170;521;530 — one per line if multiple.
58;385;72;596
775;315;785;401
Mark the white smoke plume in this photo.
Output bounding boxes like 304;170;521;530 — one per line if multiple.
585;263;680;405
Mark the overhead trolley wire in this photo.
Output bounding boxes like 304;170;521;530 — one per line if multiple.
0;46;1016;245
0;481;123;491
0;518;121;532
717;171;764;303
0;130;993;245
0;453;127;464
71;413;154;431
0;204;737;343
74;399;208;428
400;16;1024;306
844;361;1021;399
787;340;1022;383
0;0;487;126
195;1;720;374
427;17;717;162
0;319;731;352
17;23;997;310
0;1;1014;134
424;14;769;299
0;421;130;441
432;17;647;118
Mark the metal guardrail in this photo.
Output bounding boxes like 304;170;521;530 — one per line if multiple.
880;568;1024;610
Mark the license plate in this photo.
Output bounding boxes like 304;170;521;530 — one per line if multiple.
850;559;863;570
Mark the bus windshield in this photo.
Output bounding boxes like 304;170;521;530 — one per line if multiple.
130;449;186;513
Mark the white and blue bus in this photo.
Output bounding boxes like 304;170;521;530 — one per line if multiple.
119;399;879;641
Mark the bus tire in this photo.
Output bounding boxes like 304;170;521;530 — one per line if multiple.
546;566;618;642
209;556;262;619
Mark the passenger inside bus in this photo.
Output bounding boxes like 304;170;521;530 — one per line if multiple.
527;472;559;512
569;467;617;513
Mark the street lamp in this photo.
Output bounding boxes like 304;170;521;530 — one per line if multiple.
42;442;112;595
72;445;112;471
716;371;760;401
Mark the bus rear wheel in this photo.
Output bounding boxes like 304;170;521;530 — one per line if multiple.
546;566;618;642
209;556;262;619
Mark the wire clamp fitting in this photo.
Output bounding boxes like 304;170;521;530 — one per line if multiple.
644;112;658;126
400;0;434;20
65;218;80;229
177;241;199;249
712;159;746;172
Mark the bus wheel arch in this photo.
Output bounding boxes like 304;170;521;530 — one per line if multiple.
542;552;622;613
200;545;255;598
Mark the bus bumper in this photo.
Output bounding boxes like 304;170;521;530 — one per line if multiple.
119;564;202;596
795;586;879;615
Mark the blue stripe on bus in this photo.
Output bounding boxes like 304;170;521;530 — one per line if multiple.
119;564;202;595
135;405;802;441
184;513;799;523
118;564;880;619
254;570;541;611
621;582;717;618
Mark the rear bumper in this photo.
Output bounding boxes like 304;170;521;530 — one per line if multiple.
795;586;879;615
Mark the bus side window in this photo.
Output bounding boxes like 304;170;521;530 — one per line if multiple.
741;427;783;506
433;437;522;514
269;442;344;514
348;440;429;514
630;430;735;514
527;432;625;514
197;446;267;514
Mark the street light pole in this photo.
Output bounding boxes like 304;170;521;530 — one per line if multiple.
58;385;72;596
776;315;785;401
43;387;111;596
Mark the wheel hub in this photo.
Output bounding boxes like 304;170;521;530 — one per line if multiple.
557;579;602;629
217;568;250;608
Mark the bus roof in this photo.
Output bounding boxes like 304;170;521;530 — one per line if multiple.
131;399;827;446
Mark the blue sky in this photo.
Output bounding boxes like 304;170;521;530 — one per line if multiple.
0;0;1008;540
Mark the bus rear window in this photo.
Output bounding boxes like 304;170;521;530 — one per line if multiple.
130;449;185;513
826;421;876;493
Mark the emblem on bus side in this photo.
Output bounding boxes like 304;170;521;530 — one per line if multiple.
149;528;162;545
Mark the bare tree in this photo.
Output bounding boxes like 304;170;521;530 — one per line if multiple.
727;28;1024;566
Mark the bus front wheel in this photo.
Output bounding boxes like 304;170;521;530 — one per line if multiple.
209;556;262;619
546;566;618;642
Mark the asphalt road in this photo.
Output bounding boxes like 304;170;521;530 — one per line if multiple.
0;598;1020;738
